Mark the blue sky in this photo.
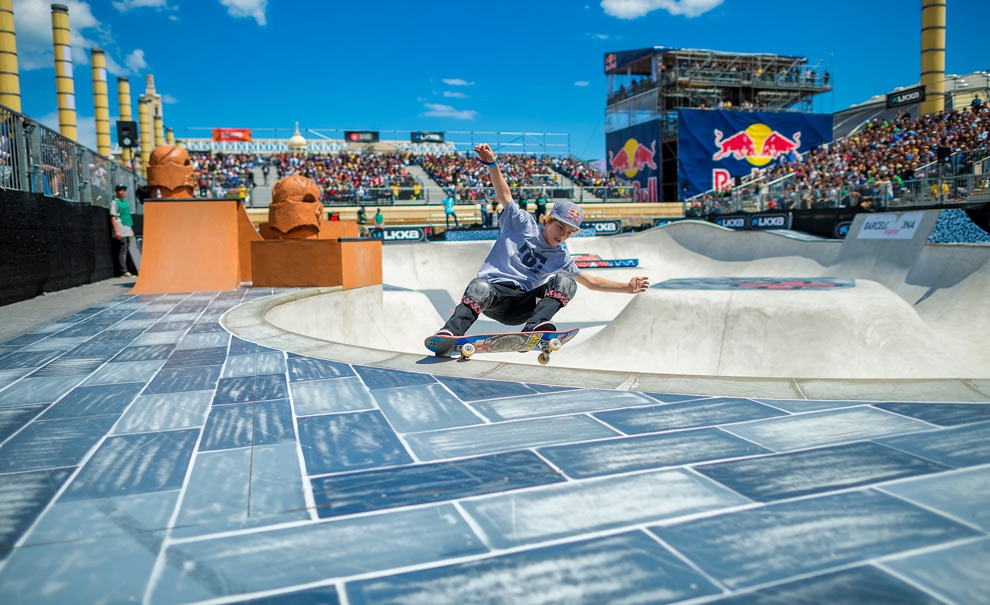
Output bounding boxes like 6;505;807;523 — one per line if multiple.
13;0;990;160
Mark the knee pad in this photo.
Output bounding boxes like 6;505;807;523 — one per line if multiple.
545;274;577;306
461;278;495;315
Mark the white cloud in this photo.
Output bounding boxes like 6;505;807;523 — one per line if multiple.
442;78;474;86
13;0;103;69
13;0;149;75
125;49;148;73
112;0;169;11
420;103;477;120
601;0;722;19
218;0;267;26
574;81;590;87
443;91;469;99
591;33;609;40
161;93;178;104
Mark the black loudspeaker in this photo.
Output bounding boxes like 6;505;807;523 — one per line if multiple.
116;120;138;148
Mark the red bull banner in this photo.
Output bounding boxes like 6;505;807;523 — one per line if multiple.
677;109;832;199
605;119;661;203
212;128;252;142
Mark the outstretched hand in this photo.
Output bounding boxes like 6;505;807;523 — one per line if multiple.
628;276;650;293
474;143;496;164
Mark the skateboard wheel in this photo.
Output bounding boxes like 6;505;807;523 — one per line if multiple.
547;338;562;351
461;343;475;358
538;352;550;365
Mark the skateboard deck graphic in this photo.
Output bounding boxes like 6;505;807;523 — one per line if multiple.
425;328;579;365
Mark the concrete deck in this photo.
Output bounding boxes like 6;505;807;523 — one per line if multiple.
0;211;988;604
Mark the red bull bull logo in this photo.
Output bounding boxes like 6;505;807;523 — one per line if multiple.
609;138;657;178
712;123;802;167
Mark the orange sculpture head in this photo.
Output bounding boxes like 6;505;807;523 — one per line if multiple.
268;174;324;238
146;145;195;198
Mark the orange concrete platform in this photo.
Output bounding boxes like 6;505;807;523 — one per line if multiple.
131;199;262;294
250;238;382;289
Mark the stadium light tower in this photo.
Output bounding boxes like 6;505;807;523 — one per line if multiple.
920;0;946;115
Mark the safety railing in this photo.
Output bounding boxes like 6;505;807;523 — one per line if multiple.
0;103;145;210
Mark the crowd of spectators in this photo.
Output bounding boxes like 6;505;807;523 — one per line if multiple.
699;105;990;212
414;152;560;190
544;156;613;187
272;153;419;204
190;152;259;198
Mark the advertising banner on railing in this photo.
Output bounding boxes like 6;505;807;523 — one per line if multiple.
677;109;832;199
212;128;252;142
605;119;661;203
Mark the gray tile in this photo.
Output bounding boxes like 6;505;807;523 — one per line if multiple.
130;330;186;346
222;351;286;378
0;529;166;604
61;430;198;501
19;336;90;352
0;415;118;473
0;468;74;559
752;398;870;413
113;391;213;434
83;360;164;385
884;538;990;605
651;490;980;590
711;565;943;605
461;469;749;549
723;407;931;452
694;442;952;502
404;415;618;461
0;376;84;405
469;389;655;421
175;332;229;350
27;490;179;544
347;531;720;604
151;505;486;604
595;397;791;435
877;421;990;468
880;466;990;531
290;377;376;416
539;428;770;479
373;383;483;433
249;443;309;521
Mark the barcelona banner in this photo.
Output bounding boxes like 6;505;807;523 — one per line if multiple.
677;109;832;199
605;119;661;203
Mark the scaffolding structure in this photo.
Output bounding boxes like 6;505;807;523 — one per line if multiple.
605;47;832;137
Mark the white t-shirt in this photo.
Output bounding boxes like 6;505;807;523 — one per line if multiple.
476;197;578;291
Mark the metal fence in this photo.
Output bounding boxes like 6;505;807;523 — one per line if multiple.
0;103;145;211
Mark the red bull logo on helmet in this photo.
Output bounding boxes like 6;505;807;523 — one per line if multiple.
609;138;657;178
712;123;801;167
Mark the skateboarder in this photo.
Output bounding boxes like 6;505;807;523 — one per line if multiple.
430;143;649;348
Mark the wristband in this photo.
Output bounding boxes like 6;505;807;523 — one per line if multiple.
480;157;497;167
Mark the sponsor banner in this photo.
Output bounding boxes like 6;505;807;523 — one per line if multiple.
835;221;852;239
603;48;661;74
677;109;832;199
605;120;660;202
377;227;427;243
581;219;622;235
715;214;748;230
749;212;791;230
345;131;379;143
654;277;856;290
886;86;926;109
212;128;251;142
857;211;924;240
411;131;444;143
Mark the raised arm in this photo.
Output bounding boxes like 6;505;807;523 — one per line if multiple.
575;271;650;294
474;143;514;207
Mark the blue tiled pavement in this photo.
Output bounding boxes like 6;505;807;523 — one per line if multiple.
0;289;987;604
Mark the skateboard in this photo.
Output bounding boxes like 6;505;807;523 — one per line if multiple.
424;328;580;365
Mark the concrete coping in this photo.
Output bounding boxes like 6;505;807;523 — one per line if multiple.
221;287;990;403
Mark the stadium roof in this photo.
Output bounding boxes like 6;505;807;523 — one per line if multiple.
604;46;807;75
